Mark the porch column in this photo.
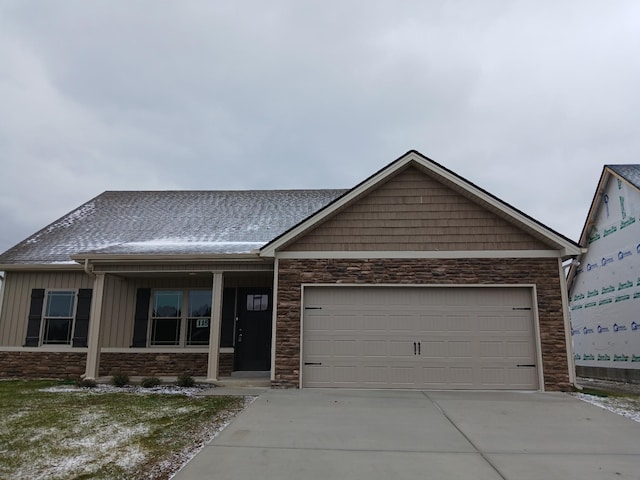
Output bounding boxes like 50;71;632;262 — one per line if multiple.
206;272;224;382
84;273;106;380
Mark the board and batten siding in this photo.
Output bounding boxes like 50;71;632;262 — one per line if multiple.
286;166;550;252
0;271;92;347
100;272;274;347
101;276;213;348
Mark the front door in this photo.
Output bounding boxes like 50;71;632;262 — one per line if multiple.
234;288;273;371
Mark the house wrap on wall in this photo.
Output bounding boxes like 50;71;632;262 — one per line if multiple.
0;151;582;391
568;164;640;383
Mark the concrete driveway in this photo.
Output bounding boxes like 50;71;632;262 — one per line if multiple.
174;389;640;480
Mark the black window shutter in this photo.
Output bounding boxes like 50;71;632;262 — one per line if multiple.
131;288;151;347
72;289;93;347
24;289;45;346
220;288;236;348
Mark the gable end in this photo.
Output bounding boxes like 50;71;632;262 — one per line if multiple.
284;165;550;252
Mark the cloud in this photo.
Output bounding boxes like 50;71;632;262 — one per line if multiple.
1;0;639;253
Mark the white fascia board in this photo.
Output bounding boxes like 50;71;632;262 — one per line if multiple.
276;250;563;259
70;253;264;263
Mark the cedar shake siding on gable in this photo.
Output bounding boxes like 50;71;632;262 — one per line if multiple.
286;166;549;252
274;258;571;391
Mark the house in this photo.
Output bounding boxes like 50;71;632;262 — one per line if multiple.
0;150;581;390
567;165;640;383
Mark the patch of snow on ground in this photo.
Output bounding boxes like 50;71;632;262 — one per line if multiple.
36;384;253;479
41;383;212;396
574;393;640;423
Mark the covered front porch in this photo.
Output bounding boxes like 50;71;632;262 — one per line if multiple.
82;259;275;383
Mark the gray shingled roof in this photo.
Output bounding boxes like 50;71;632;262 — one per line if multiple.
608;164;640;190
0;190;347;264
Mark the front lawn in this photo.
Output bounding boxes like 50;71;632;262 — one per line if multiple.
0;380;246;479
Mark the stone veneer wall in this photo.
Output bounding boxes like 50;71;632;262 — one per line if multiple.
99;352;209;377
274;258;570;391
0;351;87;378
0;351;234;379
219;352;234;377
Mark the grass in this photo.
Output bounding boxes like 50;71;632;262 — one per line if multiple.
0;380;245;479
578;386;640;399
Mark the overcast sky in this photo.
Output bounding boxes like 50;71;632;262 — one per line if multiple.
1;1;639;254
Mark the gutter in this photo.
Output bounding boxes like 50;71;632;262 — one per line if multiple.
0;263;83;271
70;253;266;264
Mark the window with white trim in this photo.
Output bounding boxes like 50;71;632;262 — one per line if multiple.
150;289;211;346
42;291;76;345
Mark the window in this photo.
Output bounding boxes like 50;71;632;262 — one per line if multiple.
42;291;76;345
151;291;182;345
187;290;212;346
150;290;211;346
247;294;268;311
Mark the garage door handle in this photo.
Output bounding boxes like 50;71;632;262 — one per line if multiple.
304;362;322;366
413;342;417;355
517;364;536;367
418;342;421;355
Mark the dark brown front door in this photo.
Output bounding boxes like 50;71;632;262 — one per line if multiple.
234;288;272;371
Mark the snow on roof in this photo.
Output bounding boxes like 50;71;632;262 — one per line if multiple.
0;190;347;264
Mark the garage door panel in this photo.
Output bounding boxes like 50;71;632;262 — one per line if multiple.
420;366;448;384
479;341;506;358
445;314;475;332
388;340;415;357
447;367;474;385
420;341;448;358
417;314;448;332
448;341;474;358
303;287;539;390
506;340;535;358
507;367;538;387
481;367;506;386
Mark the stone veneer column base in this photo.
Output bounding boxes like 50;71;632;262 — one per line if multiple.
99;352;209;377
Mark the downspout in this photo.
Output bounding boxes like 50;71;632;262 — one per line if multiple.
83;259;95;278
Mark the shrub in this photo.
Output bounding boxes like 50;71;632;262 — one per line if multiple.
79;378;97;388
140;376;162;388
111;372;129;387
73;377;97;388
176;373;195;388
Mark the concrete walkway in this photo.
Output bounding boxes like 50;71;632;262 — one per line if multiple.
174;389;640;480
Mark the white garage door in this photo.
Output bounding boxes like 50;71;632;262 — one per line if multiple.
302;286;539;390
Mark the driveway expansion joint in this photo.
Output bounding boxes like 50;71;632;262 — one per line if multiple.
422;391;509;480
212;444;486;454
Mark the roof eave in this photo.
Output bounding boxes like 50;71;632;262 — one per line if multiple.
0;263;83;271
70;252;267;264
